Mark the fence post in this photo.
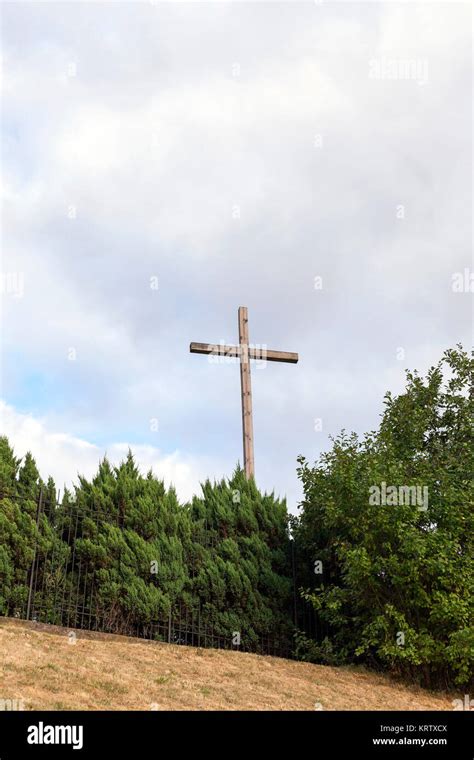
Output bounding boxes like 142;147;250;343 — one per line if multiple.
168;607;172;644
26;487;43;621
291;539;298;627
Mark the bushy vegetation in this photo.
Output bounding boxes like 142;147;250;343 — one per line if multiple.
0;446;292;651
293;346;473;689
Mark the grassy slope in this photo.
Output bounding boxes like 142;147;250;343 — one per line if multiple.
0;618;455;711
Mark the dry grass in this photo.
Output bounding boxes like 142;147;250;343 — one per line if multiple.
0;618;455;711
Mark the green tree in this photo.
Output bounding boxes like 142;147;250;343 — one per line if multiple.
188;467;293;652
0;439;49;617
294;346;473;688
64;452;190;633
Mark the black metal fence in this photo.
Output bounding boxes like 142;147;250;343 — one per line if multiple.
1;488;318;659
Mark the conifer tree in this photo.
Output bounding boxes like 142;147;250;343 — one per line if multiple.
0;440;44;616
188;467;292;650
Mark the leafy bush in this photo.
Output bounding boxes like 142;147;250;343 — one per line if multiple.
294;346;473;688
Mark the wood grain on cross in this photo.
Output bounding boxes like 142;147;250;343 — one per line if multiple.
190;306;298;480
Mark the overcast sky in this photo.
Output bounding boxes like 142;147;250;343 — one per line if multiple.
1;1;472;510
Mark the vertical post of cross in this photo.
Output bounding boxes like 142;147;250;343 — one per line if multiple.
238;306;255;479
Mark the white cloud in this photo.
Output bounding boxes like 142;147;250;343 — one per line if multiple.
0;400;220;502
0;2;471;508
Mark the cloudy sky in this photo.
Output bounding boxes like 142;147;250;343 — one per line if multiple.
1;1;471;510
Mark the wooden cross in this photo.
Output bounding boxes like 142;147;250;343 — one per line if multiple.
190;306;298;480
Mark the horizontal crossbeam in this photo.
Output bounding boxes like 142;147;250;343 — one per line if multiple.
190;342;299;364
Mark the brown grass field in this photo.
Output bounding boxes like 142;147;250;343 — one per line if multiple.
0;618;456;711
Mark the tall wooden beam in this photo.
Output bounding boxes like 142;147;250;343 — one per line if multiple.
238;307;255;479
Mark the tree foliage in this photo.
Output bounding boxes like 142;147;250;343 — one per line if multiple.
294;346;473;688
0;442;292;651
